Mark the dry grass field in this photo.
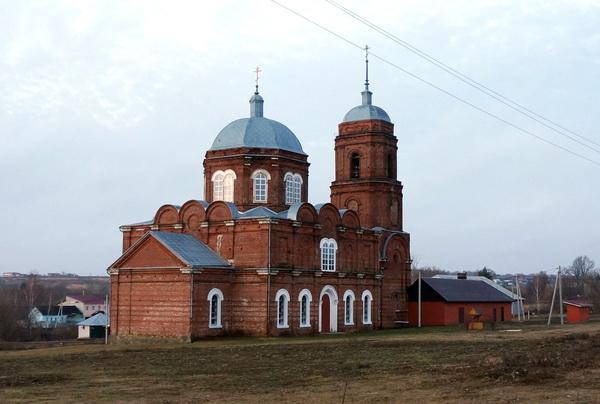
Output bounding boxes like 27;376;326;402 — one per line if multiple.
1;321;600;403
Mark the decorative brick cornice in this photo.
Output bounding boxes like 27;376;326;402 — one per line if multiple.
120;226;131;232
108;268;119;275
180;268;204;274
258;219;279;225
150;225;159;231
256;269;279;276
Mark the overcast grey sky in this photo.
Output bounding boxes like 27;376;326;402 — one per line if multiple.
1;0;599;276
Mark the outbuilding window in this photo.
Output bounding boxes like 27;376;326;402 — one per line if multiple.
343;290;355;325
275;289;290;328
320;238;338;272
361;290;372;325
298;289;312;327
207;288;224;328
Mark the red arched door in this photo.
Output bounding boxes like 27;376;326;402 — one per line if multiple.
321;294;330;332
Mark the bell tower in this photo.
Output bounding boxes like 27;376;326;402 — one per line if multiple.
330;49;403;230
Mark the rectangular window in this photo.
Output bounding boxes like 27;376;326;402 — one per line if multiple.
254;175;267;202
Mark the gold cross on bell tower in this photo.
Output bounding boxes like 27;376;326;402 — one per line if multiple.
254;66;262;93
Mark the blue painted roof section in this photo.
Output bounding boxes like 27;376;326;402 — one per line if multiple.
210;117;306;155
239;206;279;219
150;231;230;268
343;104;391;123
123;219;154;227
343;88;392;123
78;313;108;326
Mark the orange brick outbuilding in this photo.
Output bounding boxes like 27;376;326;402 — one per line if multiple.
108;77;412;341
407;277;514;326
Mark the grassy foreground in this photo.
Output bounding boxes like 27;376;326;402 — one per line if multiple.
1;322;600;403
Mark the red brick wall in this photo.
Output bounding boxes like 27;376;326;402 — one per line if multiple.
408;301;513;326
110;269;191;339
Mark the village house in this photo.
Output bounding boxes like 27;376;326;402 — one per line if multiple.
29;306;83;328
107;65;412;341
59;294;106;318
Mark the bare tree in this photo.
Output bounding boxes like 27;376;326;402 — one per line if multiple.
528;271;549;313
567;256;596;294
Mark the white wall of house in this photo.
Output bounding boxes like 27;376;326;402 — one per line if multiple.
78;325;91;339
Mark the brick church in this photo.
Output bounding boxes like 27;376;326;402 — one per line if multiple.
107;66;411;341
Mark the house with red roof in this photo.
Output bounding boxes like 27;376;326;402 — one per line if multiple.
59;294;106;318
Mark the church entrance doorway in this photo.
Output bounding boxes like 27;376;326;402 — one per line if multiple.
319;285;338;333
321;295;330;332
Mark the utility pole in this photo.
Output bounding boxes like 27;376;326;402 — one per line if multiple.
104;294;109;344
515;275;521;321
558;267;564;325
417;270;422;328
547;269;560;326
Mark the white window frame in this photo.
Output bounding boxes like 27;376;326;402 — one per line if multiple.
212;170;236;202
251;169;271;203
320;238;338;272
361;290;373;325
343;290;355;325
284;172;303;205
275;289;290;329
207;288;224;328
298;289;312;327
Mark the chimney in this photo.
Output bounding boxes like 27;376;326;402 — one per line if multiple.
457;272;467;280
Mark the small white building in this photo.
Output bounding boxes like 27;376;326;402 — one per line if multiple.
77;313;108;339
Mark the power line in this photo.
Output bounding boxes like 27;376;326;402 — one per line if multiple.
325;0;600;152
270;0;600;167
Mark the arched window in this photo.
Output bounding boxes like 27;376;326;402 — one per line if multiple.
284;172;303;205
320;238;338;272
362;290;373;325
350;153;360;179
343;290;355;325
207;288;224;328
212;170;236;202
213;174;224;201
251;169;271;203
298;289;312;327
275;289;290;328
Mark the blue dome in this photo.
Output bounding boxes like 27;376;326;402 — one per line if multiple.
343;88;392;123
210;91;306;155
343;104;391;123
211;117;305;154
